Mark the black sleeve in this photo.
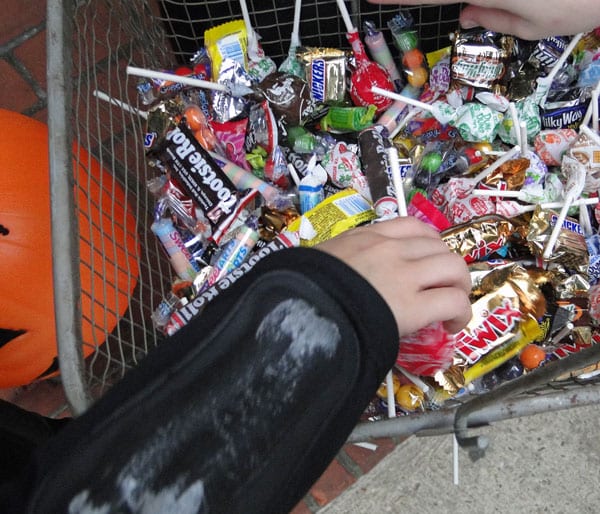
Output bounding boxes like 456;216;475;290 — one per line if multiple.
10;247;399;514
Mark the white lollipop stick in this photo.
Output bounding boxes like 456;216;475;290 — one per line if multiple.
335;0;357;33
126;66;253;96
546;33;584;85
239;0;257;44
290;0;302;49
92;89;148;119
397;366;432;399
508;102;522;148
382;144;414;418
472;189;526;199
372;85;435;114
582;81;600;127
388;146;408;217
519;121;529;156
592;88;599;134
514;197;598;214
470;145;522;184
542;163;586;260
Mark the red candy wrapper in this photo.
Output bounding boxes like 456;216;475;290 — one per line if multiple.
396;321;455;376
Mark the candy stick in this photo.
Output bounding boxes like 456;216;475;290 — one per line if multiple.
335;0;355;34
389;146;408;217
384;143;414;418
592;88;599;134
506;196;599;214
535;33;584;105
397;366;432;399
582;81;600;127
126;65;254;97
279;0;303;75
364;20;403;87
542;161;586;260
519;121;529;156
470;145;522;184
92;89;148;119
372;85;435;114
208;150;282;203
335;0;394;113
508;102;522;148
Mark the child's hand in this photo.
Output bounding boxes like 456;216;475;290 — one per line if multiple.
316;217;472;337
369;0;600;40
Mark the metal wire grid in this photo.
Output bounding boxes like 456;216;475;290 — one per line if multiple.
157;0;463;63
47;0;600;439
49;0;464;411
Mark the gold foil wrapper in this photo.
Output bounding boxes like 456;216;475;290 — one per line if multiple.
296;46;350;105
455;263;546;366
526;205;589;274
481;157;529;189
259;205;300;241
441;214;515;264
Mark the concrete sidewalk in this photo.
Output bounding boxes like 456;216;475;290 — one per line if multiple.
320;403;600;513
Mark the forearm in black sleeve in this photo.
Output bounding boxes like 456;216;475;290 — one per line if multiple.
16;247;399;514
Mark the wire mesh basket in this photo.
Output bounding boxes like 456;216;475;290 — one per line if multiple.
47;0;600;443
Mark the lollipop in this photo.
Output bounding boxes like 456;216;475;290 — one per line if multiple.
238;0;277;82
278;0;304;77
388;146;458;378
334;0;394;114
542;154;587;260
126;65;254;97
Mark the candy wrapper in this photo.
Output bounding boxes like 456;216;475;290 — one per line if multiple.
257;71;326;129
358;125;396;218
455;263;546;365
450;29;514;91
534;128;579;166
441;214;515;263
396;321;455;376
296;46;349;105
286;189;376;246
527;205;589;274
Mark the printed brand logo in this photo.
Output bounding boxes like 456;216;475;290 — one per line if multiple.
455;298;521;364
310;59;326;102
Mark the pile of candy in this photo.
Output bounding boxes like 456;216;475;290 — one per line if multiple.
124;5;600;418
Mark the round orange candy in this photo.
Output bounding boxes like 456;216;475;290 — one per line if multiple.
402;48;425;69
519;344;547;370
407;66;428;88
395;384;425;411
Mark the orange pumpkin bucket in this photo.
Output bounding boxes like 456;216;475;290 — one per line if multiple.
0;109;139;388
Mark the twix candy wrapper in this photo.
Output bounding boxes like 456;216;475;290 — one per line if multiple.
434;264;546;398
441;214;515;264
454;263;546;366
